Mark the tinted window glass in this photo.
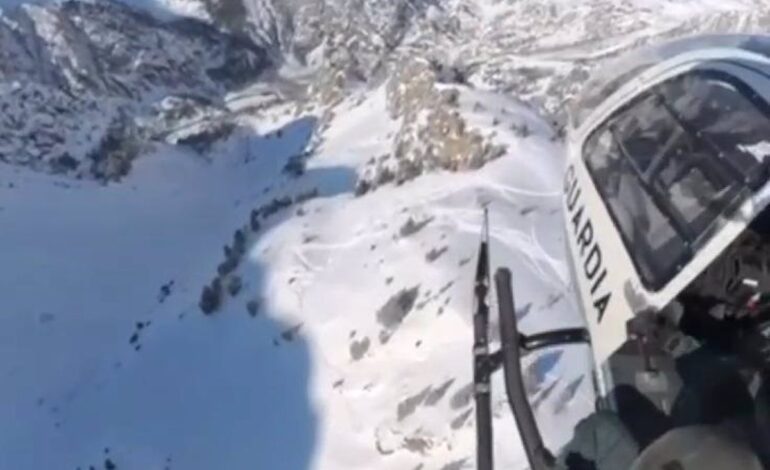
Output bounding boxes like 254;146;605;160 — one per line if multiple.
585;127;685;284
583;71;770;290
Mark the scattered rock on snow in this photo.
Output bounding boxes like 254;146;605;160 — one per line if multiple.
437;281;454;297
402;435;431;455
295;188;319;204
199;279;222;314
261;197;293;218
246;299;261;317
424;378;455;406
281;323;304;342
440;458;469;470
399;216;434;238
249;209;261;232
397;386;432;421
349;337;371;361
217;257;238;277
425;246;448;262
378;330;392;345
227;275;242;296
450;409;472;430
158;280;174;303
376;286;420;330
449;382;473;410
233;229;246;256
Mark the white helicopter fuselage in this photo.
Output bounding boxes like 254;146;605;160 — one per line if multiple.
564;35;770;397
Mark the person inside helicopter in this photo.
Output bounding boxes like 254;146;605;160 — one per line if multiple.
558;212;770;470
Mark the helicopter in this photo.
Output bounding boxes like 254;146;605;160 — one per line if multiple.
473;34;770;470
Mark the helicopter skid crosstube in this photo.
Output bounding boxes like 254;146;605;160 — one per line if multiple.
472;248;591;470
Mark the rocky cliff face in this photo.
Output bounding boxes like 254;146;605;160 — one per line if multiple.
197;0;770;117
0;0;269;180
4;0;770;182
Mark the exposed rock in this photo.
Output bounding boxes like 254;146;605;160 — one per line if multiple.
349;337;371;361
217;257;238;277
281;323;303;342
249;209;262;231
449;382;473;410
227;275;242;296
376;286;420;329
199;279;222;314
0;0;270;180
399;216;433;238
402;435;431;455
450;409;472;430
440;458;469;470
246;299;261;317
425;246;448;262
397;385;431;421
424;378;455;406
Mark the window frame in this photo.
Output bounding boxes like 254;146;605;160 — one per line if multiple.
582;69;770;291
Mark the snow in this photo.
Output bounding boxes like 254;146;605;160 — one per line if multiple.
0;0;205;20
0;118;326;469
0;72;594;469
740;141;770;163
6;0;769;469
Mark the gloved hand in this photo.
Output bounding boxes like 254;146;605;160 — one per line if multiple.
558;411;639;470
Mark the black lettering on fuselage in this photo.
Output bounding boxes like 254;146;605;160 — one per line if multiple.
584;244;602;279
564;164;612;323
577;220;593;257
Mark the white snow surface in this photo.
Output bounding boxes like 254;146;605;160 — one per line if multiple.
0;82;591;470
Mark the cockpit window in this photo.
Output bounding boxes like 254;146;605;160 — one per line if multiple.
571;63;655;128
584;70;770;290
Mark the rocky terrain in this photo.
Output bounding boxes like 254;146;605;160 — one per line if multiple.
4;0;770;184
0;0;268;180
3;1;770;469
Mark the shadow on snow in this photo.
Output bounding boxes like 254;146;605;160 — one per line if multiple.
0;115;353;470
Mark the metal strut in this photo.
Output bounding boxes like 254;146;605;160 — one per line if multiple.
496;268;556;470
473;208;494;470
472;210;591;470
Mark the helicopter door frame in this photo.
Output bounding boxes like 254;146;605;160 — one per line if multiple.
567;50;770;395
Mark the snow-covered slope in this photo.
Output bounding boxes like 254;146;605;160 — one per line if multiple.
3;0;770;469
190;0;770;120
0;74;591;470
0;0;269;180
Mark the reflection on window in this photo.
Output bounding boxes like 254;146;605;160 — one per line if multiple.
585;128;685;285
583;70;770;290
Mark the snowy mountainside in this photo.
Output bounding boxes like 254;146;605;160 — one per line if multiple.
0;0;269;180
191;0;770;121
295;86;592;470
4;0;770;469
0;74;591;469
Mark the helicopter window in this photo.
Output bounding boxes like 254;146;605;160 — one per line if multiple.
585;125;688;285
664;72;770;181
571;62;654;128
584;70;770;290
